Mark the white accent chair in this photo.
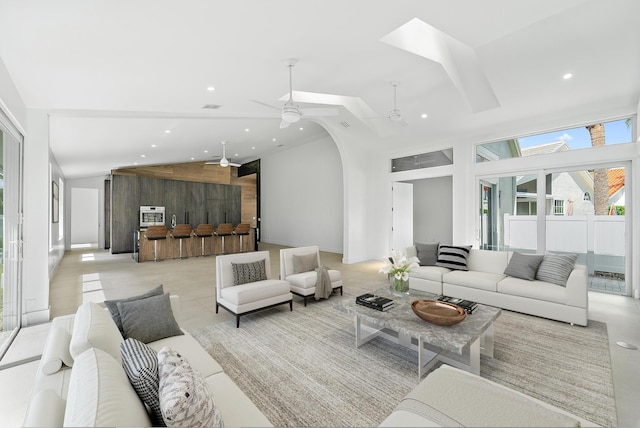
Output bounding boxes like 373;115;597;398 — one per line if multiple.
216;251;293;327
280;246;343;306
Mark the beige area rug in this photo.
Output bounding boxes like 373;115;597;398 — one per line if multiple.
191;291;616;427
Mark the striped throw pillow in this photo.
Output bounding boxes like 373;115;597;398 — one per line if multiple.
435;245;472;271
231;259;267;285
536;253;577;286
121;338;164;426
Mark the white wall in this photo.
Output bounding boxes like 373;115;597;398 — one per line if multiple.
260;135;343;253
49;153;65;275
410;176;453;246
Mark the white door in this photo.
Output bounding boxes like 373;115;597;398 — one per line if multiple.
71;188;99;246
392;182;413;253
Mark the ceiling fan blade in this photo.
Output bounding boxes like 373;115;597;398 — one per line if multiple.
280;120;291;129
300;107;339;117
250;99;282;111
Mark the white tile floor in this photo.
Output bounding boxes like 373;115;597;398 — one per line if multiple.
1;244;639;427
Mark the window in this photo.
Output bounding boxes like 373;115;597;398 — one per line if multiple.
553;199;564;215
475;118;634;163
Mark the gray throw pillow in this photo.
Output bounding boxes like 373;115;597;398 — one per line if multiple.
120;338;165;427
105;284;164;336
292;253;319;274
536;253;578;287
415;242;439;266
117;293;183;343
504;252;544;281
435;245;472;271
231;259;267;285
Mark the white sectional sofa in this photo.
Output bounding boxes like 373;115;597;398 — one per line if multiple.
22;295;272;427
406;246;588;326
380;364;597;427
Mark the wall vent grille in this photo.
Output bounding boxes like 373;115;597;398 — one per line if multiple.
391;148;453;172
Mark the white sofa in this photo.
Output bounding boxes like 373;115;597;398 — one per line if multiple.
406;247;588;326
380;364;597;427
216;250;293;327
22;295;272;427
280;246;343;306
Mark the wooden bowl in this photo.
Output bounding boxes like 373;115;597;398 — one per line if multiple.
411;300;466;326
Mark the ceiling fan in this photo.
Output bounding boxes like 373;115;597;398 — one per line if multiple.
205;141;240;167
252;58;338;128
367;82;408;126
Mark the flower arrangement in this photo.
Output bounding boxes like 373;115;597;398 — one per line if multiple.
379;251;420;295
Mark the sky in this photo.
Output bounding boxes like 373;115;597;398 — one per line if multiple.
518;119;632;149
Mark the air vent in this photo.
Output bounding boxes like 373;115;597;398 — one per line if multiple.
391;148;453;172
202;104;222;109
339;121;350;128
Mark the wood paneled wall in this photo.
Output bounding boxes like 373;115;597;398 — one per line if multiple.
110;162;257;253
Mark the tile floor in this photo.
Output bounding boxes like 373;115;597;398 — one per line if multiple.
1;244;639;427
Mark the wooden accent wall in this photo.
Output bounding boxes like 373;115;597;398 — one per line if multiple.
110;161;257;253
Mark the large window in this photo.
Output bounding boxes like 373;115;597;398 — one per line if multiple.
476;118;633;163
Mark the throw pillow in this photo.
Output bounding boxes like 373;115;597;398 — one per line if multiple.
121;338;165;427
69;301;124;364
104;284;164;336
415;242;439;266
504;252;544;281
292;253;319;274
158;347;223;428
536;253;578;287
435;245;472;271
117;293;184;343
231;259;267;285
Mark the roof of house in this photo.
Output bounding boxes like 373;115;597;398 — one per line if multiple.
520;141;569;157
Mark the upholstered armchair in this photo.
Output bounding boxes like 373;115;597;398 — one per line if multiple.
279;246;343;306
215;251;292;327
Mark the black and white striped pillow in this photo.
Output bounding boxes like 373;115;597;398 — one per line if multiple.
435;245;472;271
121;338;165;426
535;253;577;286
231;259;267;285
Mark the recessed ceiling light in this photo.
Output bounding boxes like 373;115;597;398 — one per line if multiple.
165;130;171;133
151;144;157;148
134;162;138;166
252;147;256;150
191;157;195;160
245;128;250;132
421;113;428;119
272;138;276;142
204;150;208;153
207;86;215;91
235;153;239;157
141;154;146;158
299;127;304;131
563;73;573;80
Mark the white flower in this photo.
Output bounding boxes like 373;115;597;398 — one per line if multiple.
380;251;419;278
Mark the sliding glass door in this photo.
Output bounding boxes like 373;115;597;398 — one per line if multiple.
0;112;23;356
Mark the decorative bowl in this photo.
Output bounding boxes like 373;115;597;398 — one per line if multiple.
411;300;466;326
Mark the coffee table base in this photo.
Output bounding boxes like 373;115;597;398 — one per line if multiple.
354;316;494;378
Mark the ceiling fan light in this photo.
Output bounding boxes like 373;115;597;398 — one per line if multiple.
219;158;229;167
282;109;300;123
389;110;402;122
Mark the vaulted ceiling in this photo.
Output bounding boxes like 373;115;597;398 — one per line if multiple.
0;0;638;178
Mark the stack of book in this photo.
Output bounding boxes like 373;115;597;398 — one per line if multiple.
437;295;478;314
356;293;394;311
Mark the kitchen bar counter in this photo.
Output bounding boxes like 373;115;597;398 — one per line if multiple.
135;227;255;262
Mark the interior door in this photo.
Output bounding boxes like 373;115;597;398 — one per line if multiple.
392;182;413;253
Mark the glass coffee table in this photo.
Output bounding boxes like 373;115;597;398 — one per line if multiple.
334;288;501;378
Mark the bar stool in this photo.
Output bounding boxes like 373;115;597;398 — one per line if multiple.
144;225;168;262
193;224;214;256
215;223;234;254
170;224;192;259
233;223;251;252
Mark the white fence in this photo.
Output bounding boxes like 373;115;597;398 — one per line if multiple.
504;214;625;273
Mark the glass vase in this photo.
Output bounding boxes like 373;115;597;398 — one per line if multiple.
389;276;409;296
